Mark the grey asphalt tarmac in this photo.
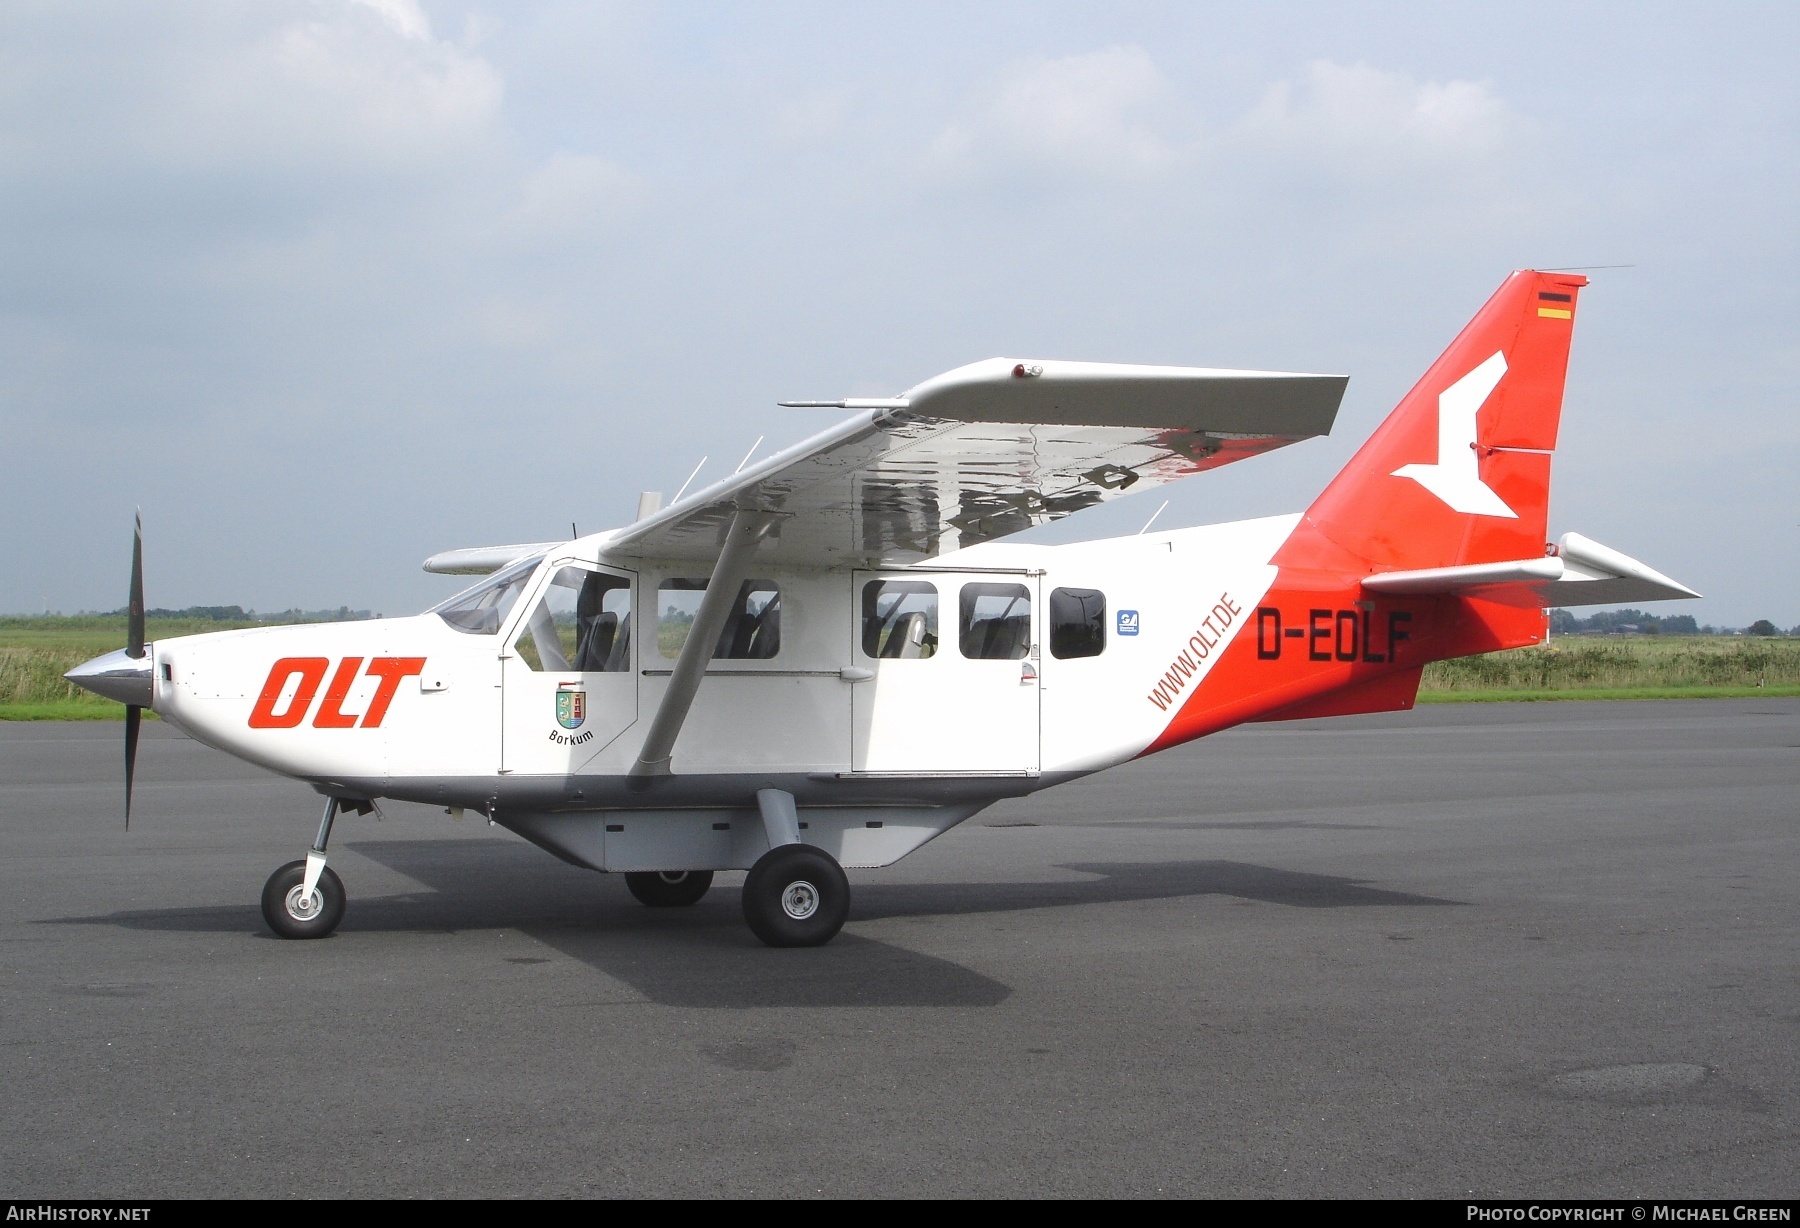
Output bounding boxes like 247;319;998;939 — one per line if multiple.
2;700;1795;1199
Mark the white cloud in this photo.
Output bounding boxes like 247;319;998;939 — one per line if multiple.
772;90;852;145
929;45;1179;178
1236;60;1515;177
351;0;432;42
511;151;645;240
925;51;1517;195
59;2;508;187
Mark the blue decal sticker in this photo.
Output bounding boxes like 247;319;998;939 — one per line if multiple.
1117;610;1140;637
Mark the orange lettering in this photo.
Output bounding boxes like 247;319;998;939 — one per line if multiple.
249;658;329;729
312;657;365;728
361;657;426;728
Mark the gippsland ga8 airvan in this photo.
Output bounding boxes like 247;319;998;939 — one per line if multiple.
69;271;1698;947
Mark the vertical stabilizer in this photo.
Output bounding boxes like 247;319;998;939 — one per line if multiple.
1279;270;1588;574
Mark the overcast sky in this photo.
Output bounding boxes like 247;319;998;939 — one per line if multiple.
2;1;1794;624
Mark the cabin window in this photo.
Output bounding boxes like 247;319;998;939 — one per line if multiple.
959;583;1032;660
658;578;781;660
1049;587;1106;659
514;568;632;672
861;581;938;659
431;555;542;635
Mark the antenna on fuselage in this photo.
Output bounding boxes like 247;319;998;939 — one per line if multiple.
672;456;707;504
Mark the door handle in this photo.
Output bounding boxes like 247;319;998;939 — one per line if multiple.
839;667;874;682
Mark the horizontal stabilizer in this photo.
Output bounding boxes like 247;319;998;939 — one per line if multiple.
1544;532;1701;606
423;542;561;575
1360;532;1699;607
1361;556;1563;594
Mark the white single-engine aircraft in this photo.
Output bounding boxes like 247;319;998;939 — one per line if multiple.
69;271;1698;946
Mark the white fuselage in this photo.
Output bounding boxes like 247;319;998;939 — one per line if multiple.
148;513;1294;870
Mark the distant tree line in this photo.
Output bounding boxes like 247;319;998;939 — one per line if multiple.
1550;609;1794;636
98;605;380;623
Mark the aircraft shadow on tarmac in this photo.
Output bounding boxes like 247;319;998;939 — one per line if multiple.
846;859;1461;919
44;839;1461;1010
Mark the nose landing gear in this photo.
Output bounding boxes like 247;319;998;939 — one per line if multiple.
261;859;345;939
261;796;358;940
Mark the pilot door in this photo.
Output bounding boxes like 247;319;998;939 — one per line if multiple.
850;571;1041;775
501;562;639;775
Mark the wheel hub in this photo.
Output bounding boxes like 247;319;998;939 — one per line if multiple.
285;885;323;921
780;880;819;920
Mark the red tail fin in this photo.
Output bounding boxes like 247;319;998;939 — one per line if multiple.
1278;270;1587;574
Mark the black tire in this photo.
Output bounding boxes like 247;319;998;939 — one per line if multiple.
625;869;715;908
741;845;849;947
261;859;346;940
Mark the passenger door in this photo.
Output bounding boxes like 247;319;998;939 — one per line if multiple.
500;562;639;776
643;570;851;774
850;571;1040;775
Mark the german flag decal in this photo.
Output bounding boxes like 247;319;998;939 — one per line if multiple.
1537;290;1573;320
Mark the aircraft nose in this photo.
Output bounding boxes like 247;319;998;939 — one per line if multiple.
65;648;154;707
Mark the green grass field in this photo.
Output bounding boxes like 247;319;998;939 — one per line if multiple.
3;618;1795;719
1418;635;1800;699
0;617;265;720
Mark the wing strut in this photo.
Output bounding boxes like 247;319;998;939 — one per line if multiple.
630;509;777;778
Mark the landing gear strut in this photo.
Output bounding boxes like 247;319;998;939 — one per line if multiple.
741;786;849;947
261;797;348;939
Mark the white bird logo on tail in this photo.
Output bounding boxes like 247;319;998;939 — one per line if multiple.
1391;351;1517;518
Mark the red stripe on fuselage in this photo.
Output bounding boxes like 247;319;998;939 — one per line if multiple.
1140;570;1543;756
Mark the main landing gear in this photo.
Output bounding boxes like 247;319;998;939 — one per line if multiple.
625;851;849;946
620;790;853;947
625;870;714;907
741;844;849;948
261;796;354;940
737;787;850;947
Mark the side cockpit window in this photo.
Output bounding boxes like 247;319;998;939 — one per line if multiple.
514;568;633;672
658;578;781;660
862;580;938;659
1049;587;1106;659
959;582;1031;660
430;556;542;635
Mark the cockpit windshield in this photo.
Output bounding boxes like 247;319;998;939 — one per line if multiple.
429;554;544;634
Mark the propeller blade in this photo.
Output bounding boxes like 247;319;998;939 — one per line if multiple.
127;510;145;660
125;513;145;828
124;704;141;828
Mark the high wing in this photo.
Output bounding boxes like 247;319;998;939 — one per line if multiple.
423;542;563;575
607;358;1346;566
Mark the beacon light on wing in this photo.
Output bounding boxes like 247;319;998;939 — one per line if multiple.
68;271;1697;947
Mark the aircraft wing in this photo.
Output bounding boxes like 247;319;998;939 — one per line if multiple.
608;358;1346;565
422;542;562;575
